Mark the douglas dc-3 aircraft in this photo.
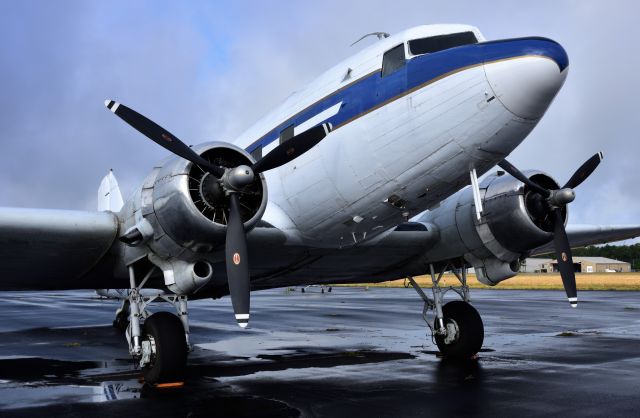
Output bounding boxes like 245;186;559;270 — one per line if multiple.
2;24;639;384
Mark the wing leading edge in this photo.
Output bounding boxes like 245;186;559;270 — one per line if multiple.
0;207;118;290
531;224;640;256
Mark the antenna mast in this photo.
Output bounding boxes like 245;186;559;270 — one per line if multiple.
350;32;390;47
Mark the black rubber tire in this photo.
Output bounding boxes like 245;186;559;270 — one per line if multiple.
434;301;484;360
142;312;187;384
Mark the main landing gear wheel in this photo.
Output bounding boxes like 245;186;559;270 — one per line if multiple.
142;312;187;384
434;301;484;360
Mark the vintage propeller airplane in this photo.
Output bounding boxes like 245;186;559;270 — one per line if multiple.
1;24;638;384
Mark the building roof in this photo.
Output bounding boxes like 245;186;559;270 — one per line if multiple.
551;256;629;264
524;258;553;266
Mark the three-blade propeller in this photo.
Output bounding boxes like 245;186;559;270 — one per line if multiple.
498;152;603;307
105;100;331;327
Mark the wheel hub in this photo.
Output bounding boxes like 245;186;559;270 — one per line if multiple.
443;319;460;345
139;334;157;368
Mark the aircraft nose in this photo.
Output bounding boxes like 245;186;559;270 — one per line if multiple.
484;38;568;120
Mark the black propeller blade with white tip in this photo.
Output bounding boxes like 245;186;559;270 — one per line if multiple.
563;152;603;189
105;100;332;328
104;100;225;177
497;152;603;307
552;209;577;307
225;194;250;327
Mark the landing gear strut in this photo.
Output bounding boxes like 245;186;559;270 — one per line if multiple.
407;262;484;359
120;265;190;384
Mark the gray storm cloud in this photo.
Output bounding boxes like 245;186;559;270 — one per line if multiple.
1;0;638;234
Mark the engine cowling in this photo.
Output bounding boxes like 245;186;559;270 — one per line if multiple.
418;170;565;285
119;142;268;294
151;142;267;252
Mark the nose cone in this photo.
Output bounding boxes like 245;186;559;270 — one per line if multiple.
484;38;568;120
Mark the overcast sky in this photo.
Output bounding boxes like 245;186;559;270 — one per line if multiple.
1;0;638;236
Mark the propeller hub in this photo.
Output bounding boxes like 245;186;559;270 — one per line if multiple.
548;188;575;207
225;165;255;191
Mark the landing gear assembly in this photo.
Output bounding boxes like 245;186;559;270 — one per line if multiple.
111;265;191;384
407;262;484;359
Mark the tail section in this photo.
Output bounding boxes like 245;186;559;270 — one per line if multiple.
98;169;124;212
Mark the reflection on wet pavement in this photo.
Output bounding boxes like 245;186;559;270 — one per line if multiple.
0;288;639;417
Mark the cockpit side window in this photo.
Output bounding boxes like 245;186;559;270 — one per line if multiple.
408;32;478;55
381;44;406;77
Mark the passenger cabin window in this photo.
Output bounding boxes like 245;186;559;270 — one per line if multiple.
279;124;294;145
250;146;262;160
408;31;478;55
381;44;406;77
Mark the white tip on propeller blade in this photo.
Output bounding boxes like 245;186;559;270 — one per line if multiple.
104;99;120;113
568;297;578;308
323;122;333;135
235;313;249;328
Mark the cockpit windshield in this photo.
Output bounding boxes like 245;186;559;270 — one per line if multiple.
408;31;478;55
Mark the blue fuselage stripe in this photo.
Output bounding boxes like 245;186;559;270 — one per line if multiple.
245;37;567;153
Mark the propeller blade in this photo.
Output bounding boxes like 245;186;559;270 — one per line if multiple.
563;152;603;189
225;194;251;328
498;159;550;197
104;100;225;177
251;123;331;174
552;209;577;307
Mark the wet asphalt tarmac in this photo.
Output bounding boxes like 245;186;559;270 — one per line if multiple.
0;287;639;417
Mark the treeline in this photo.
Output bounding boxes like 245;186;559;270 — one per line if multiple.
535;244;640;270
571;244;640;270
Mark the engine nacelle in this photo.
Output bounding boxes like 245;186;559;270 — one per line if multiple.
151;142;267;252
119;142;268;294
418;170;565;285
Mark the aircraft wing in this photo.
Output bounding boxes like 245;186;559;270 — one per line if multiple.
0;207;118;290
531;224;640;256
244;223;640;292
